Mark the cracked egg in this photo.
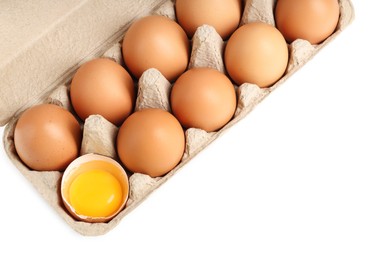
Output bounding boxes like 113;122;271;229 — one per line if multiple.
61;154;129;223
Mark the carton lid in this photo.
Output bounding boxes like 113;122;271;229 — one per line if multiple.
0;0;164;126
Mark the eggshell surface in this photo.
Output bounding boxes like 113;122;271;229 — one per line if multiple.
117;109;185;177
224;22;289;88
122;15;190;82
70;58;135;126
175;0;242;40
275;0;340;44
171;68;237;132
14;104;81;171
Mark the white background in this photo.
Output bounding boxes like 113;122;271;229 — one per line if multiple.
1;1;389;259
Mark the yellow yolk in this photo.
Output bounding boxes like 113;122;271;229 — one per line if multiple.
69;169;123;218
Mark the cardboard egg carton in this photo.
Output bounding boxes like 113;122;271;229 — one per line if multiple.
1;0;354;236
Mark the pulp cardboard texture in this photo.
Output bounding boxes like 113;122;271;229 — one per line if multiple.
1;0;354;236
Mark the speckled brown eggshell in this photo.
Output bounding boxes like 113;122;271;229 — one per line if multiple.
14;104;81;171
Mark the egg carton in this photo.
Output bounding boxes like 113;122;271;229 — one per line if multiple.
2;0;354;236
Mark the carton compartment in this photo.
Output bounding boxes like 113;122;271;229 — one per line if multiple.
3;0;354;236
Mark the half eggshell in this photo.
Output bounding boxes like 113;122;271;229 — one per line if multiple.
61;154;129;223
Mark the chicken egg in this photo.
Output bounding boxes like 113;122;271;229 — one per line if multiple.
170;68;237;132
275;0;340;44
117;109;185;178
70;58;135;126
122;15;190;82
61;154;129;223
175;0;243;40
14;104;81;171
224;22;289;88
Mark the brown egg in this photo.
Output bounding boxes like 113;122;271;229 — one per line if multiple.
275;0;340;44
224;22;289;88
117;109;185;177
122;15;190;82
70;58;135;126
170;68;237;132
14;104;81;171
175;0;242;40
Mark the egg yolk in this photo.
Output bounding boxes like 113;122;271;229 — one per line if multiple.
69;169;123;218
